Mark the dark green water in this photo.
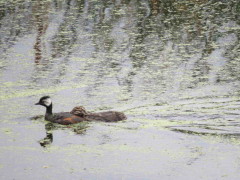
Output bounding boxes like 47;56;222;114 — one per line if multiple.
0;0;240;179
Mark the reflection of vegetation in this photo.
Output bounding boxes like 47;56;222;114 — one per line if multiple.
51;0;84;58
0;0;239;100
32;0;50;63
1;2;240;176
0;0;32;53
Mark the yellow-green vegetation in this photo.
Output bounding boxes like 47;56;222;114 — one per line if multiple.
0;0;240;179
1;128;14;135
0;83;87;101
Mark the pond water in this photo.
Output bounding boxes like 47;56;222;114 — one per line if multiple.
0;0;240;179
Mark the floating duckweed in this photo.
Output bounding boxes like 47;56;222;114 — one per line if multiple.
1;128;13;135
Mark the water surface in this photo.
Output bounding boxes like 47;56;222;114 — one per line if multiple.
0;0;240;179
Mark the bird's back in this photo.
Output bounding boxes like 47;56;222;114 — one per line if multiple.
45;112;86;125
86;111;127;122
71;106;127;122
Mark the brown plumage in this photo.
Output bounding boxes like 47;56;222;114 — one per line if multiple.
71;106;127;122
35;96;127;125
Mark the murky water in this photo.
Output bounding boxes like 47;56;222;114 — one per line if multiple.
0;0;240;179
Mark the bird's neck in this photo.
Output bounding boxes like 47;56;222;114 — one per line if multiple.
46;104;53;115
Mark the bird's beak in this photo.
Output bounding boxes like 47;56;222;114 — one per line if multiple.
35;102;40;105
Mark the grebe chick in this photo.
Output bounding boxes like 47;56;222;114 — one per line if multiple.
71;106;127;122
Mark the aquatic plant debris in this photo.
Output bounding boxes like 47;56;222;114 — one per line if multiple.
0;0;240;179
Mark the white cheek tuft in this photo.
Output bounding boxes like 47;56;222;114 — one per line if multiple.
43;98;52;106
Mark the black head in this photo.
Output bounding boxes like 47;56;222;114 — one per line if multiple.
35;96;52;107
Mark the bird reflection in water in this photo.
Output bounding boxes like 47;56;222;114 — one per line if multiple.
39;122;89;147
